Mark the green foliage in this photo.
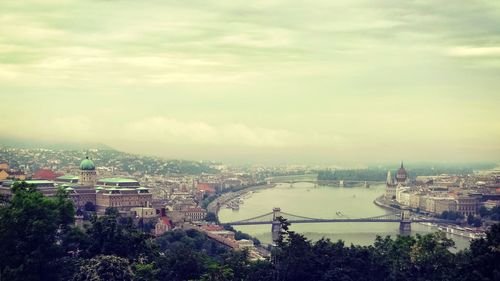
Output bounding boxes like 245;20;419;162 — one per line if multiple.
456;223;500;281
133;263;159;281
84;214;156;260
83;201;95;212
467;214;482;227
156;229;229;258
479;206;500;221
318;169;388;181
440;210;464;221
202;194;217;208
205;211;219;223
2;183;500;281
104;207;120;217
224;224;261;246
0;181;75;281
317;165;477;182
73;255;133;281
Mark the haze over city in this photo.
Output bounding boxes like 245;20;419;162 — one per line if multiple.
1;0;499;163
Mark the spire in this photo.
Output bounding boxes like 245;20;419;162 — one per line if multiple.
400;161;404;169
386;170;393;185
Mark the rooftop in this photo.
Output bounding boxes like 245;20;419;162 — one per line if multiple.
56;175;79;180
98;178;139;183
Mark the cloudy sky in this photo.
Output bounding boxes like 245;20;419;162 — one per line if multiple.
0;0;499;164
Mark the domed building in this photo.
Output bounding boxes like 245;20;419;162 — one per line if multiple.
395;162;408;184
64;156;152;215
385;162;409;199
79;156;97;186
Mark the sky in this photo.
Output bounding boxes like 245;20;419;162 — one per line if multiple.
0;0;499;164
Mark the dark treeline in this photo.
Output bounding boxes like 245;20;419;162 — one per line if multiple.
317;166;479;181
1;181;499;281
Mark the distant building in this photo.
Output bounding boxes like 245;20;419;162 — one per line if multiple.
386;162;409;200
33;169;58;180
130;207;156;218
155;216;172;236
8;170;26;180
385;170;396;199
0;180;58;198
64;157;153;214
181;207;207;222
0;169;8;181
197;183;216;195
456;196;479;216
237;239;255;249
0;163;9;171
395;162;408;184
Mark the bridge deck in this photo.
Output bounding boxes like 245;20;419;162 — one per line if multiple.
224;219;454;226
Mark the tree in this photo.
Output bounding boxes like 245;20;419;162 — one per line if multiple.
133;263;159;281
84;201;96;212
479;206;490;218
84;214;156;260
205;212;219;223
456;223;500;281
0;181;75;281
73;255;134;281
104;207;120;217
467;214;482;227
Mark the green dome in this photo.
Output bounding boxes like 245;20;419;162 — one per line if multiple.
80;157;95;170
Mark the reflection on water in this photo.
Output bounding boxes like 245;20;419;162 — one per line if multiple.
218;183;470;250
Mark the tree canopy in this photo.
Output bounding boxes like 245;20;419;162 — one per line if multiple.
1;182;499;281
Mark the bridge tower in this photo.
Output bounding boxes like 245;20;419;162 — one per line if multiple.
399;209;411;234
272;207;282;244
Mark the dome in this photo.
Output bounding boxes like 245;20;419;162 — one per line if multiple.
80;157;95;170
396;162;407;182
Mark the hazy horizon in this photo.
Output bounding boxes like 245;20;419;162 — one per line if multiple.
1;1;499;164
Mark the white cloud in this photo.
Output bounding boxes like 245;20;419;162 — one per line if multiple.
125;116;309;148
447;46;500;57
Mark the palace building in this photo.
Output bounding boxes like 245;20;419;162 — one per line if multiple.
63;157;153;214
0;157;153;216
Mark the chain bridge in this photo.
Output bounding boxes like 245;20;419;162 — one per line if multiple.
221;207;458;243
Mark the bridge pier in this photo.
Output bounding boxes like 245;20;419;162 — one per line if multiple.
399;210;411;235
272;207;282;244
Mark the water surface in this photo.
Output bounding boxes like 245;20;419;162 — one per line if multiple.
219;183;470;250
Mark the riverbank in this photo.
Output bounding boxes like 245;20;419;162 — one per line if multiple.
374;195;486;242
373;195;397;211
207;183;276;215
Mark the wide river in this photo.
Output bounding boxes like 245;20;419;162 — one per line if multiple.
219;183;470;250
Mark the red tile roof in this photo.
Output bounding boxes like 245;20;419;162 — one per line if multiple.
33;169;56;180
197;183;216;194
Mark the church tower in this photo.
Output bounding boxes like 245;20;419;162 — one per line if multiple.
79;156;96;187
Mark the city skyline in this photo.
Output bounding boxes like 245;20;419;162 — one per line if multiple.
1;0;499;163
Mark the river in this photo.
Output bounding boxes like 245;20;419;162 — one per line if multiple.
218;182;470;250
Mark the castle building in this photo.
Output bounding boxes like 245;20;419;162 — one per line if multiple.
79;157;97;186
65;157;152;214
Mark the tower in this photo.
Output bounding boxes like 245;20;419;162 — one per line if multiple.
272;207;282;244
386;170;393;185
395;161;408;184
79;156;96;187
386;170;396;199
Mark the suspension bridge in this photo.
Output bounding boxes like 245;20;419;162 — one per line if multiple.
221;207;458;243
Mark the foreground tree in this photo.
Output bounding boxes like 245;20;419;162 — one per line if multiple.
0;181;75;281
456;223;500;281
73;255;133;281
